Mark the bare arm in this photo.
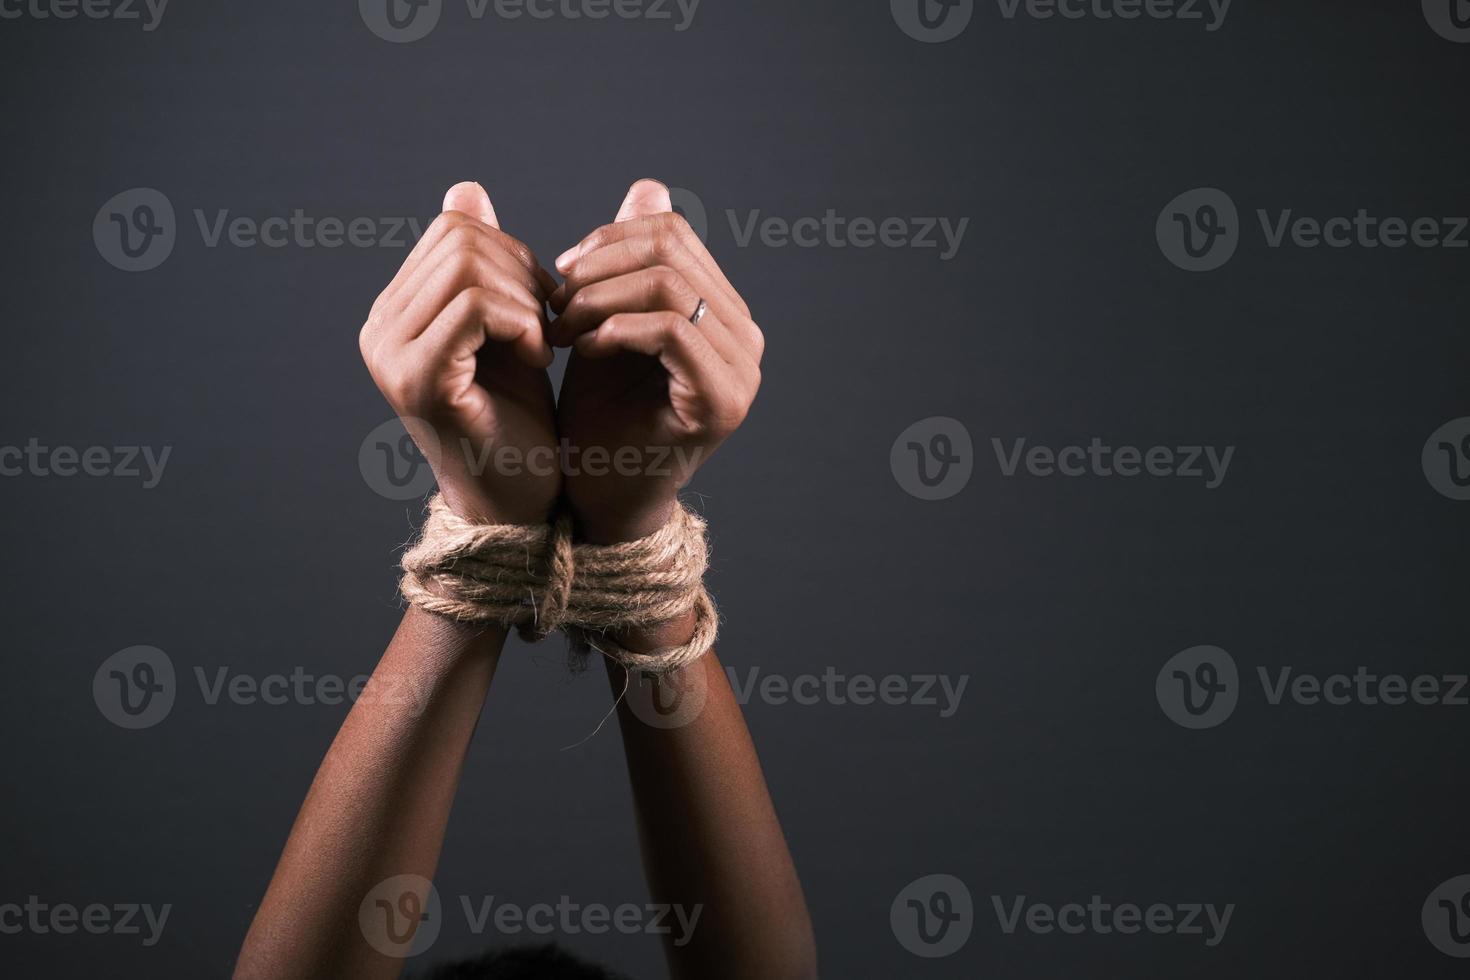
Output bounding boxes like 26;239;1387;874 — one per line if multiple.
555;180;816;977
237;181;562;979
606;640;817;978
235;611;504;979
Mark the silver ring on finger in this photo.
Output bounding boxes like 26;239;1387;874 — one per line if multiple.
688;298;709;326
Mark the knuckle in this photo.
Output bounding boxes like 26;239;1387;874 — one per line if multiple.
565;287;594;317
457;285;492;310
447;246;480;282
514;305;542;335
445;223;482;252
357;322;376;363
660;211;693;239
428;210;465;237
648;227;680;262
649;265;687;300
380;365;422;408
496;235;535;272
664;311;697;345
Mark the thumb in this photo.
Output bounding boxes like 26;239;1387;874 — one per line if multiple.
614;178;673;223
442;181;499;229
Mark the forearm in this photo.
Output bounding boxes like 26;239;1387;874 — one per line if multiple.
598;597;817;977
235;607;504;980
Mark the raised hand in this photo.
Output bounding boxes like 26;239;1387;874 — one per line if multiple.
359;181;560;525
549;179;765;543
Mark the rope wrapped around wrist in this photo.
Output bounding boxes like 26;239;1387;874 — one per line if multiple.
398;495;718;673
562;506;719;675
398;495;574;641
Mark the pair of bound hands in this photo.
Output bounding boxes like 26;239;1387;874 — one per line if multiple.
359;180;764;544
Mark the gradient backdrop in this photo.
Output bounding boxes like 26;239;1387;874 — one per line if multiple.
1;0;1468;976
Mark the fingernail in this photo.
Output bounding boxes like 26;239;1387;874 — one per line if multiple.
554;247;578;272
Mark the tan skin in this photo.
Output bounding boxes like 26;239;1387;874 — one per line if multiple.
234;181;816;979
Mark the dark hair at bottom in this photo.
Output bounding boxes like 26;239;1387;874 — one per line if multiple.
412;942;634;980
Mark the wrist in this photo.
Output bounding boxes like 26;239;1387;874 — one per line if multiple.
569;494;677;545
438;482;553;528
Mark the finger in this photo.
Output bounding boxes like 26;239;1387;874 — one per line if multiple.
443;181;499;228
399;245;547;350
550;266;700;347
375;210;475;312
555;179;677;271
573;311;738;425
416;286;553;372
614;177;673;223
550;231;742;326
440;182;557;297
379;183;501;305
556;213;750;325
390;213;549;313
393;223;547;327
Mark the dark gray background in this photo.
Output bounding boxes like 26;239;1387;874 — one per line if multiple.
1;0;1468;976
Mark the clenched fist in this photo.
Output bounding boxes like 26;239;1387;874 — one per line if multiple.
359;182;560;526
550;180;765;543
